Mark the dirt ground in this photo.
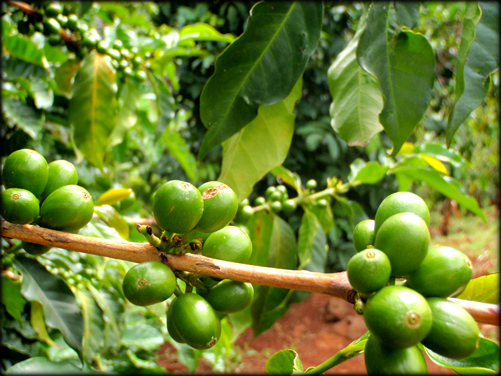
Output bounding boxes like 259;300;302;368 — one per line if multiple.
157;210;499;374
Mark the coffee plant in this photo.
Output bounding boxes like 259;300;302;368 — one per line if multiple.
1;1;499;374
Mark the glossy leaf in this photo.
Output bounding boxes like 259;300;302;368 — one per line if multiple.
5;357;97;374
297;209;327;272
265;349;303;375
347;158;389;186
271;165;302;194
357;2;435;156
199;1;323;159
73;286;105;365
179;22;235;43
3;97;44;139
328;4;384;147
414;143;468;169
446;2;499;146
13;256;84;360
218;79;302;200
390;164;487;222
456;274;499;303
247;213;298;336
68;51;118;171
94;188;133;206
1;274;27;326
109;81;140;147
422;336;499;375
3;33;46;67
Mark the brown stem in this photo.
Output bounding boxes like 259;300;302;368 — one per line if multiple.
1;220;498;325
6;1;37;16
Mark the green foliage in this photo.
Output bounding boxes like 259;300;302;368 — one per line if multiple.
1;1;499;374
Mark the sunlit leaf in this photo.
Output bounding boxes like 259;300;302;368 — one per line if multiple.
199;1;323;159
31;301;58;347
271;166;303;194
456;274;499;303
94;205;129;240
347;158;389;186
265;349;303;375
69;51;118;171
94;188;133;206
218;79;302;200
179;22;235;43
390;165;487;221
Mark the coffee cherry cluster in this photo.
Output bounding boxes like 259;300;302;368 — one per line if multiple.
122;179;254;350
14;2;148;81
347;192;479;374
2;149;94;256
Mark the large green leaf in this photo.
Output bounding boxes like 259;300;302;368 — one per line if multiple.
422;336;499;375
218;79;302;200
390;164;487;222
357;2;435;156
456;274;499;303
1;274;27;326
265;349;303;375
198;1;323;159
247;213;298;336
13;256;84;360
446;2;499;146
68;51;118;171
328;3;384;147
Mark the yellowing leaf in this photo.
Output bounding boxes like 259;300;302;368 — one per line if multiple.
421;154;449;175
